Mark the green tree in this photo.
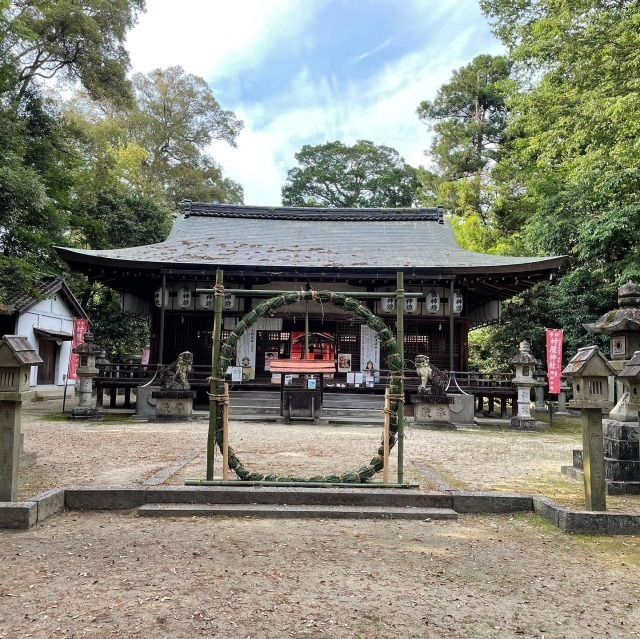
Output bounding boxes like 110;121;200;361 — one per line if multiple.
417;54;513;228
70;188;171;250
281;139;418;208
480;0;640;283
64;66;244;209
4;0;145;107
0;93;74;300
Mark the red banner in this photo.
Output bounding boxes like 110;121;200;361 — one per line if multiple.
67;318;89;381
545;329;564;394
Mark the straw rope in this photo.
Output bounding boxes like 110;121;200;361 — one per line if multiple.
211;289;403;483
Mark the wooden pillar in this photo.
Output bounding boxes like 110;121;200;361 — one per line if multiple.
396;271;405;484
158;272;166;366
206;269;224;481
449;278;455;372
582;408;606;511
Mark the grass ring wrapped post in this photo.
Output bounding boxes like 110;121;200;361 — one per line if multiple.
215;290;403;483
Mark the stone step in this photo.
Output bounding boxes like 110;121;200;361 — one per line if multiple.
145;486;453;508
138;503;457;520
229;406;281;416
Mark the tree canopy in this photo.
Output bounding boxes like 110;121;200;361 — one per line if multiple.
3;0;145;107
0;2;244;356
281;139;418;208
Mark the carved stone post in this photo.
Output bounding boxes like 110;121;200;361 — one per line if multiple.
563;346;617;511
0;337;42;502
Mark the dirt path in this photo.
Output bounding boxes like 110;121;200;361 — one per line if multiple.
4;400;640;638
1;512;639;639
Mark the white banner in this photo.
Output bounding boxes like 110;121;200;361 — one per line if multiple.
236;325;256;379
360;325;381;372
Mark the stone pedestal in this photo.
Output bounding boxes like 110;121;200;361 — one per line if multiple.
555;384;570;416
413;395;455;429
19;432;36;470
511;385;538;430
152;390;194;419
602;418;640;493
134;385;160;419
447;394;475;426
534;383;545;410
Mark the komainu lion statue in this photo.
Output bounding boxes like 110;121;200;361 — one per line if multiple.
415;354;448;395
159;351;194;390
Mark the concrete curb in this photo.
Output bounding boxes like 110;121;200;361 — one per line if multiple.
2;486;640;534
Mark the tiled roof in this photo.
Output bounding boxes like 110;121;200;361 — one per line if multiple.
2;277;88;318
56;203;564;274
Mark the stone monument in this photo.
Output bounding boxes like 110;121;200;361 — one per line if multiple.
151;351;195;419
0;336;42;502
583;280;640;493
509;340;540;430
412;355;454;429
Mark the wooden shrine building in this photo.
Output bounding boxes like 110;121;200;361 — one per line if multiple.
57;202;563;388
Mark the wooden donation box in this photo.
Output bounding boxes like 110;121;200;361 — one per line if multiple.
270;359;336;422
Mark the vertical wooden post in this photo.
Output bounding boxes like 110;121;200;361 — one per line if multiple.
582;408;607;511
206;268;224;481
222;382;229;481
396;271;405;484
0;402;21;502
304;301;310;359
449;277;455;372
383;388;390;484
158;272;166;366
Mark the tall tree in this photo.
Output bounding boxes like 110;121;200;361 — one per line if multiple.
480;0;640;283
65;66;244;210
3;0;145;107
417;54;512;227
282;140;418;208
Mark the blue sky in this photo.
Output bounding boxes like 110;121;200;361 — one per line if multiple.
126;0;503;205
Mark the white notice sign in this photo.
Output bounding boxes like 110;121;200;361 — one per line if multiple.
360;325;381;372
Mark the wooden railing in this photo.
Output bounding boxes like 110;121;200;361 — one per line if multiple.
94;360;516;410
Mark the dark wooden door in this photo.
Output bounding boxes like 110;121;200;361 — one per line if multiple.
38;339;57;384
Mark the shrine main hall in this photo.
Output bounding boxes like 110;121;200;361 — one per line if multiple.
57;202;563;385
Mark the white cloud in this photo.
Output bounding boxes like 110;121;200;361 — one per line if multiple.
128;0;504;206
127;0;315;81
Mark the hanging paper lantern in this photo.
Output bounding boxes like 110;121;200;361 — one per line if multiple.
223;294;235;310
404;297;418;314
154;287;169;308
381;297;395;313
426;289;440;314
453;289;463;314
199;292;215;310
176;285;192;309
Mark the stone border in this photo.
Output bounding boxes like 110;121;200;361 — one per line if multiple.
3;485;640;534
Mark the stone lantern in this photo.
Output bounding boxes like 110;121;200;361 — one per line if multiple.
618;351;640;412
562;345;617;511
534;365;547;410
0;336;43;501
584;280;640;421
71;330;100;418
509;340;539;430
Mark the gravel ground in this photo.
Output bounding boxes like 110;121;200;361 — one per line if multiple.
2;398;640;639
